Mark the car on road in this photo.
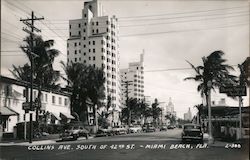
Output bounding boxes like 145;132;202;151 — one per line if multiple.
181;124;203;143
167;125;175;129
60;125;89;140
112;126;127;135
160;125;167;131
128;125;142;133
95;128;113;137
145;125;156;132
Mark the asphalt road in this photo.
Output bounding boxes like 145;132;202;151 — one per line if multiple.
0;129;249;160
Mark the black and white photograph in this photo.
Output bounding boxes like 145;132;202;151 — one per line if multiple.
0;0;249;159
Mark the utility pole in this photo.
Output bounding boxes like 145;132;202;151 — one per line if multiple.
20;11;44;143
121;80;133;126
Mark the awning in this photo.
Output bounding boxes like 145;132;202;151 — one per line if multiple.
60;112;75;119
0;106;19;116
50;112;61;120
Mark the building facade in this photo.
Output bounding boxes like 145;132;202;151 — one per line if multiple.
184;107;192;121
0;76;73;137
67;0;121;126
120;53;145;106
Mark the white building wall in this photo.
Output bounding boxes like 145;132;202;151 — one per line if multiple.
67;0;121;125
120;54;145;106
0;81;71;133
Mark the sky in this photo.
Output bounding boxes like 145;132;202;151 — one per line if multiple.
1;0;249;118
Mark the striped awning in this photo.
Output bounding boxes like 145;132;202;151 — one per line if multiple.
0;106;18;116
50;112;61;120
60;112;75;119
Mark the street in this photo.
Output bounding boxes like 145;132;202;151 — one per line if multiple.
0;129;249;160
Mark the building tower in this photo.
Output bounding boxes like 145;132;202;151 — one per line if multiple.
67;0;121;125
120;52;145;106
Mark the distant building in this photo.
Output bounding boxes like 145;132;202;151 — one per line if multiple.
120;53;145;106
184;107;192;121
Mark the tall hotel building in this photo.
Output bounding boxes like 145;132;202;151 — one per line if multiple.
67;0;121;124
120;53;145;106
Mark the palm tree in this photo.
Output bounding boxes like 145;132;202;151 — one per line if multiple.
184;50;237;106
193;104;204;124
61;62;106;126
185;50;237;138
11;35;60;122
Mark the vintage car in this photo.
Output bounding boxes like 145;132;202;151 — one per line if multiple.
95;128;113;137
145;125;156;132
160;125;167;131
60;125;89;140
181;124;203;143
112;126;127;135
128;125;142;133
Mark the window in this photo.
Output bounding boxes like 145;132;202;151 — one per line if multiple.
74;42;77;46
78;24;81;28
106;20;110;25
79;50;81;53
84;52;86;56
93;41;95;45
93;56;95;60
83;44;86;48
70;32;71;36
52;96;55;104
89;41;91;45
96;22;99;25
59;97;62;105
83;37;86;40
69;24;71;29
101;40;105;45
79;57;81;61
84;22;87;26
93;64;96;68
101;56;105;60
92;22;94;25
67;43;69;47
75;58;77;62
75;50;77;54
67;51;69;55
64;98;68;106
101;48;105;53
102;63;105;68
96;29;99;33
93;49;95;53
41;93;44;102
84;14;87;17
106;28;109;32
89;57;91;60
45;94;48;102
84;60;86;63
79;42;81;45
92;29;94;33
89;49;91;52
78;31;81;35
83;29;86;32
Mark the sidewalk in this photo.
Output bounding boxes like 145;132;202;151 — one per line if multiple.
0;135;95;146
203;133;249;148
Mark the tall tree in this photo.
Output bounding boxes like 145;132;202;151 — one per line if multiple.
184;50;237;106
61;62;105;126
11;35;60;122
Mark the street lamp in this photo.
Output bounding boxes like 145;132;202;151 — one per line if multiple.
207;80;214;144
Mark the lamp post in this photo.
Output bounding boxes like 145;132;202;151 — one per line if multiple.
207;80;213;144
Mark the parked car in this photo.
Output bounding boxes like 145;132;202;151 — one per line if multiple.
160;126;167;131
145;125;156;132
60;125;89;140
96;128;113;137
112;126;127;135
129;125;142;133
181;124;203;143
167;125;175;129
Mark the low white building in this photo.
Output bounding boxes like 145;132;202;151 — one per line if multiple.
0;76;73;135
